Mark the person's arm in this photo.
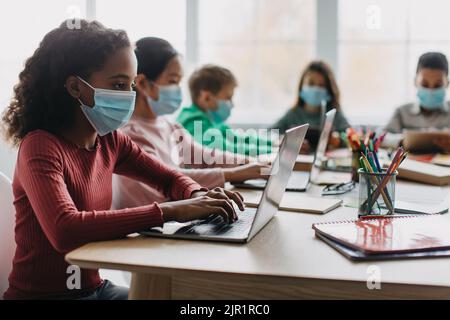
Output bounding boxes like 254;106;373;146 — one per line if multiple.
17;134;196;254
175;124;248;169
113;131;204;201
217;124;273;156
382;108;405;148
385;108;403;134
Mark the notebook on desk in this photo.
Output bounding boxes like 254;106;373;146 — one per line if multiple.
241;189;342;214
403;130;450;154
315;232;450;261
396;159;450;186
432;154;450;167
313;215;450;256
389;200;449;215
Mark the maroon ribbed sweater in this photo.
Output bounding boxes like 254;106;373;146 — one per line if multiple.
4;129;202;299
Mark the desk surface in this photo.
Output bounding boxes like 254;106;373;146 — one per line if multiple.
66;180;450;295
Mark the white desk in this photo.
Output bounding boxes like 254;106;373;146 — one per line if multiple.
66;180;450;299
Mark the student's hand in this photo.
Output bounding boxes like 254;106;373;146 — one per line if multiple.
223;163;271;183
299;139;311;154
434;137;450;154
160;188;244;224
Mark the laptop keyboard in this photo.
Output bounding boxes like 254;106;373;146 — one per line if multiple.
185;207;257;237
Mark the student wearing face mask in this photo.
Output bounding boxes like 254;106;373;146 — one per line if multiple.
1;21;245;300
385;52;450;152
112;38;269;209
271;61;349;152
177;65;274;156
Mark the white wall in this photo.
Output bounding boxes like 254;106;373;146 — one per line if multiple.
0;140;17;180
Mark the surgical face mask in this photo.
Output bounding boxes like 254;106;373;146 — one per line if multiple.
299;85;331;107
210;99;233;122
147;84;183;116
417;86;446;110
77;76;136;136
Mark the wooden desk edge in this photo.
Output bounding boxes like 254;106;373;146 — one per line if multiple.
65;254;450;299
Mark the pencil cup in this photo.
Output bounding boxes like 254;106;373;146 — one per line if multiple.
358;168;397;217
351;151;361;182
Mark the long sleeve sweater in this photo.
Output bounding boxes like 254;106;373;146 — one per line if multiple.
4;129;203;300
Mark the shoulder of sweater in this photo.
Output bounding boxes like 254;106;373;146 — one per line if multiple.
20;129;63;154
18;130;66;167
394;102;416;113
120;118;150;137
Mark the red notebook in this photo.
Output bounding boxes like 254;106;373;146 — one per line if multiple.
313;215;450;254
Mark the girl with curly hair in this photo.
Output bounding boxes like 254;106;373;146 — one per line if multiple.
2;20;243;300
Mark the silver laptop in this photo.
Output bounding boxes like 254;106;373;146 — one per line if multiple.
233;109;336;191
140;124;309;243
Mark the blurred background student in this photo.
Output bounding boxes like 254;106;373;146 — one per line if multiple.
384;52;450;152
177;65;274;156
113;38;268;209
270;61;349;152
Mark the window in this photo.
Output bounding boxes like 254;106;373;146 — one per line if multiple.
0;0;86;110
0;0;86;177
95;0;186;54
197;0;316;125
338;0;450;125
2;0;450;127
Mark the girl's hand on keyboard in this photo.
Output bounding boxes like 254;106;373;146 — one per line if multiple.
160;188;244;224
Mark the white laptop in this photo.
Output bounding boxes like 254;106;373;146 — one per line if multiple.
233;109;337;191
140;124;309;243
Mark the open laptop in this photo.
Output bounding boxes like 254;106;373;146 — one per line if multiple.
232;109;336;191
140;124;309;243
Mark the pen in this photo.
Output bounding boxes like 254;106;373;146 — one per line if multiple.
368;147;404;211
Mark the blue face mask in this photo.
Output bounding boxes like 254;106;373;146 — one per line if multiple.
417;86;446;110
147;84;183;116
299;85;331;107
77;77;136;136
210;99;233;122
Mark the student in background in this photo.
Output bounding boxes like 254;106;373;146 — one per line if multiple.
385;52;450;152
113;38;269;209
1;20;243;300
177;65;274;156
271;60;349;152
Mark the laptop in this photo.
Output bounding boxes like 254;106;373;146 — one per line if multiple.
233;109;337;191
140;124;309;243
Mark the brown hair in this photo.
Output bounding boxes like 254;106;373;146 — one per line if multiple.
295;60;341;111
188;64;237;105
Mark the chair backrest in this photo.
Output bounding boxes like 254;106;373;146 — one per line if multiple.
0;172;15;299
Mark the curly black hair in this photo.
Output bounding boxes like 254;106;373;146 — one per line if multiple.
1;19;131;146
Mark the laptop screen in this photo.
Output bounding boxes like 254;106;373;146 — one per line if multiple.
248;124;308;240
310;109;336;184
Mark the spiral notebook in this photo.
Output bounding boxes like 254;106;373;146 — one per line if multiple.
313;215;450;255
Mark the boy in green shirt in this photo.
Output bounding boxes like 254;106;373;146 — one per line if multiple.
177;64;274;156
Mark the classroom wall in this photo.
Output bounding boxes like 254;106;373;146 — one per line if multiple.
0;140;17;180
